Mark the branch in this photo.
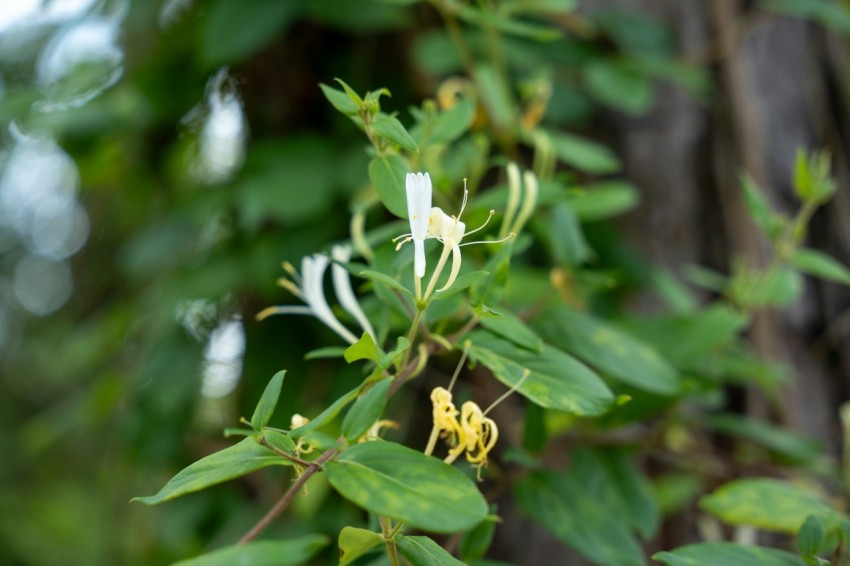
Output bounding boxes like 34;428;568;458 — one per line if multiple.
238;440;342;545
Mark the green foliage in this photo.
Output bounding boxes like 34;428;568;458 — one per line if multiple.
250;370;286;430
534;306;679;395
172;536;329;566
324;441;489;533
700;478;841;534
338;527;383;565
468;330;615;415
133;438;290;505
7;0;848;564
654;542;807;566
341;378;392;441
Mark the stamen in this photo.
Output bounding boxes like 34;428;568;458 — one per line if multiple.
457;178;469;219
392;233;413;243
282;261;302;284
395;236;412;251
277;277;305;300
460;232;516;247
464;210;495;238
447;340;471;393
483;368;531;416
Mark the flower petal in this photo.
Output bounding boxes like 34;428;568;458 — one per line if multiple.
437;241;462;292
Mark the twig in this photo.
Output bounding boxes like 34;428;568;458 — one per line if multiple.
257;436;313;468
238;441;342;545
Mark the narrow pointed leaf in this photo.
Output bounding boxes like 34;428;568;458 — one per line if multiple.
251;370;285;430
372;113;419;151
133;438;287;505
342;378;392;441
397;535;466;566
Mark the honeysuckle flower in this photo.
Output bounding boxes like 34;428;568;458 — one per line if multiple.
290;414;310;429
404;172;432;279
397;176;513;301
331;244;377;343
500;163;539;238
257;251;374;345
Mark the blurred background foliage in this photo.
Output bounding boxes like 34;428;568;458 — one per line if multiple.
2;0;850;565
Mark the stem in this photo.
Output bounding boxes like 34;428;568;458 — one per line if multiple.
399;308;424;373
423;244;453;303
425;425;441;456
433;0;475;77
257;437;312;468
379;516;401;566
239;442;341;545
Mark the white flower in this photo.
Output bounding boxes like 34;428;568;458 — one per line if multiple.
331;244;377;343
404;172;432;279
257;253;364;345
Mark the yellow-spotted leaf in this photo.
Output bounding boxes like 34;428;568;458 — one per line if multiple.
325;441;487;533
467;330;613;415
654;542;805;566
700;478;840;534
533;306;679;395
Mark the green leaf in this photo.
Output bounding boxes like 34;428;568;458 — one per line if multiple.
371;113;419;151
304;346;348;360
173;535;329;566
457;4;562;41
378;336;411;370
344;332;380;364
250;370;285;430
533;306;679;395
479;308;543;352
341;378;392;441
432;270;490;301
335;77;365;107
474;64;517;131
467;330;614;415
548;131;620;174
798;514;826;556
325;441;488;533
763;0;850;35
566;181;639;220
430;97;476;144
339;527;383;566
259;428;297;455
740;173;775;238
704;414;821;463
653;542;806;566
459;516;497;563
548;202;590;266
791;248;850;285
358;269;414;298
320;83;359;116
584;61;653;116
700;478;839;534
397;535;466;566
133;438;287;505
290;386;361;440
201;0;300;66
618;305;748;369
369;154;410;218
515;465;644;566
